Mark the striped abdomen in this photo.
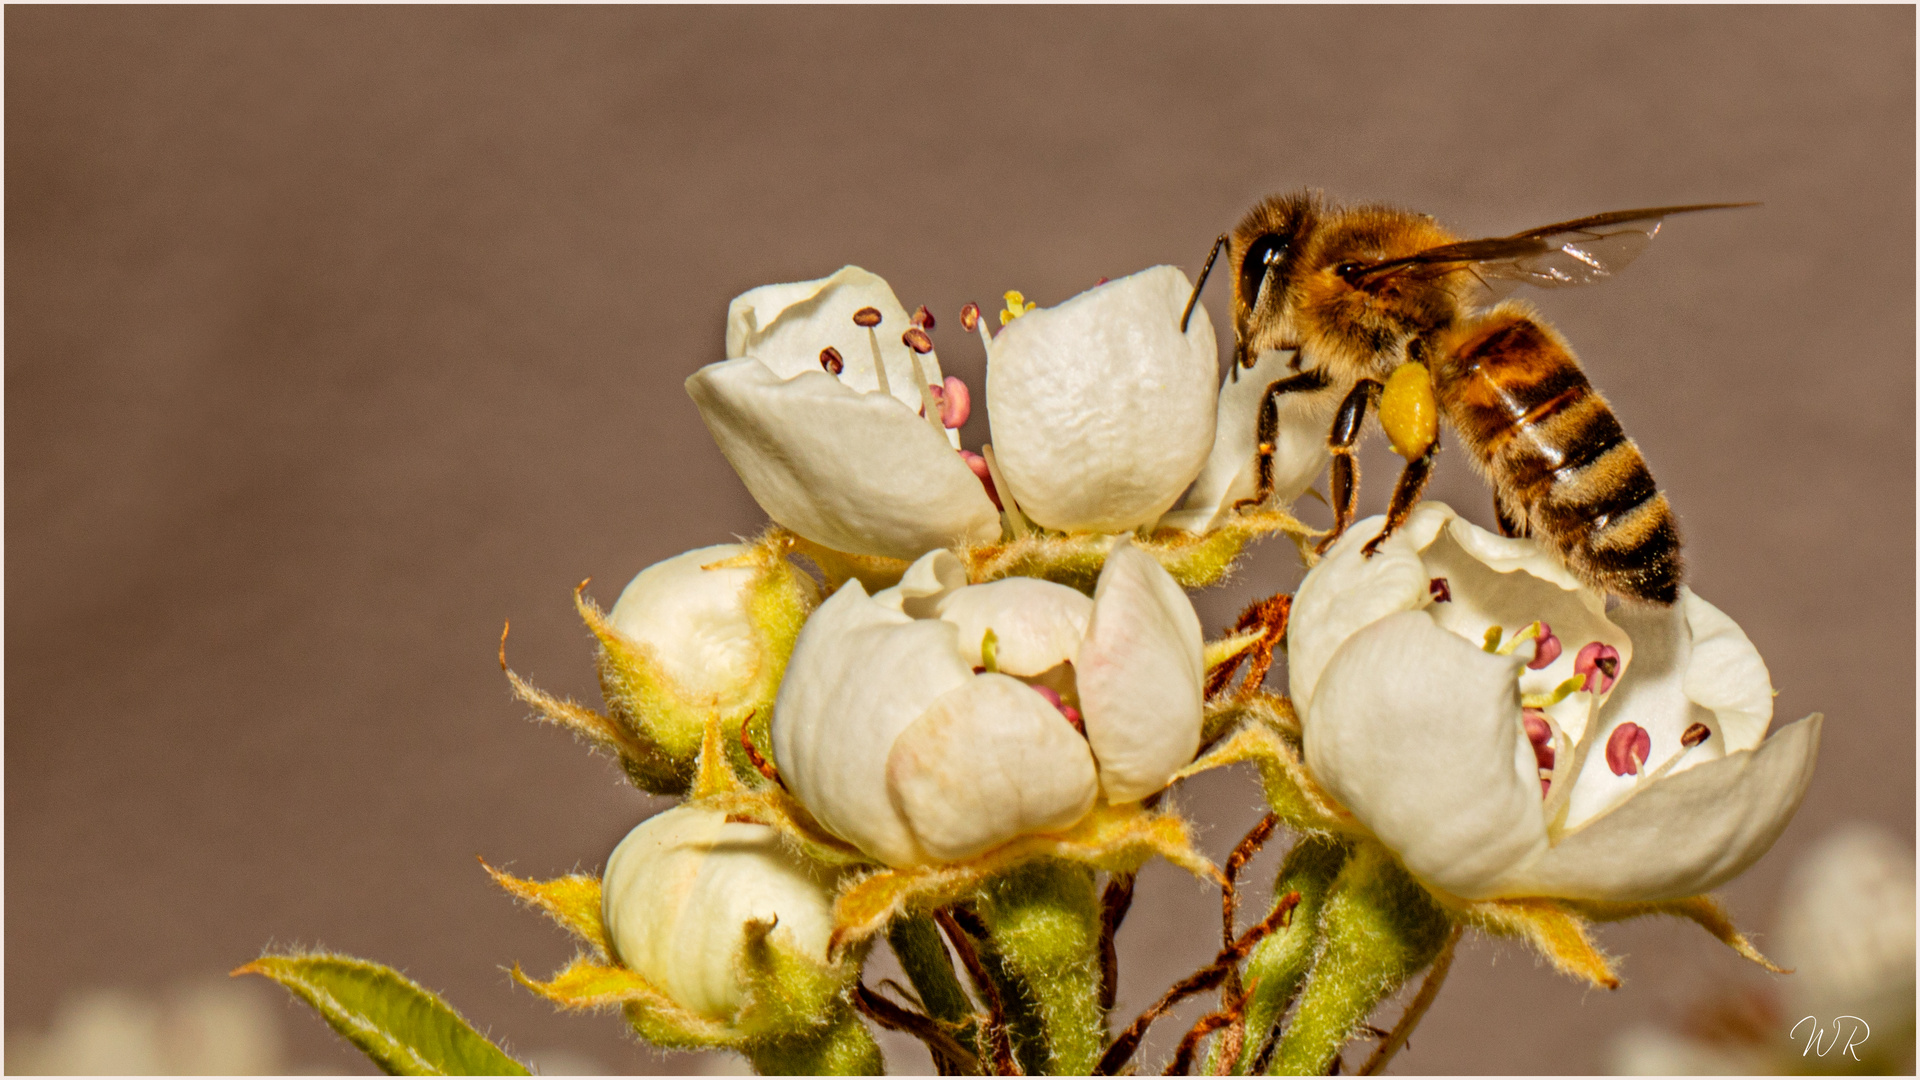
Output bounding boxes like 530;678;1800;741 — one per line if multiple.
1435;305;1681;605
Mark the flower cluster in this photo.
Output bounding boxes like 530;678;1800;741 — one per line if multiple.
467;262;1825;1076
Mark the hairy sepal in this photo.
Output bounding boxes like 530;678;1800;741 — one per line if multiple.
828;802;1217;953
1176;712;1351;836
955;507;1314;592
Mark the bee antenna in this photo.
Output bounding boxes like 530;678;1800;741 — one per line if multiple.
1181;233;1229;333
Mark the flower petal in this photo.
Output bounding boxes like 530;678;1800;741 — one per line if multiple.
771;579;973;866
1561;588;1766;828
987;266;1218;532
1305;610;1548;898
1286;507;1443;714
687;358;1000;560
1160;347;1341;533
1496;715;1821;901
726;265;945;425
936;577;1094;676
886;674;1100;862
1075;540;1204;802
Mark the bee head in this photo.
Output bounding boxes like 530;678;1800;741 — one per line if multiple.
1229;191;1322;365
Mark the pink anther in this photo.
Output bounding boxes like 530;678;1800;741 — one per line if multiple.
1575;642;1622;694
1527;622;1562;670
939;376;971;428
1605;722;1651;776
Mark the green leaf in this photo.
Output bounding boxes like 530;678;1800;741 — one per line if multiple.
237;951;530;1076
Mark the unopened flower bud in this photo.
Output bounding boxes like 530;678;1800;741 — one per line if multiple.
602;806;837;1021
596;542;819;769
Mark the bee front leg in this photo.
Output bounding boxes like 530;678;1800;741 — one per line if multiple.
1231;369;1332;514
1315;378;1383;553
1362;431;1439;558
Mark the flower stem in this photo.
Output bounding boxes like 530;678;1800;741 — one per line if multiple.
1267;842;1451;1075
1225;835;1350;1075
889;913;976;1029
976;859;1106;1075
1356;924;1462;1076
746;1000;883;1075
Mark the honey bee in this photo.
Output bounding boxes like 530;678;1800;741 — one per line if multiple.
1184;192;1750;605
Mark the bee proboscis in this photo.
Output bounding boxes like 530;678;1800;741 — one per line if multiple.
1187;192;1752;606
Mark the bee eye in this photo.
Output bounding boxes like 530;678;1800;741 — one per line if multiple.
1239;234;1289;306
1335;262;1366;284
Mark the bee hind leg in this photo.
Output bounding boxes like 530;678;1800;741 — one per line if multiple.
1361;431;1439;558
1314;378;1383;553
1493;494;1529;538
1231;369;1332;514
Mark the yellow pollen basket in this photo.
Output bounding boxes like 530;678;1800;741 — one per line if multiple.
999;290;1038;326
1379;361;1438;460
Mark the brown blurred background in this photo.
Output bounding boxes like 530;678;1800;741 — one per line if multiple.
7;7;1913;1074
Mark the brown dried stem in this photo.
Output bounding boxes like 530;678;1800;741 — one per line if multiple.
935;907;1019;1075
1098;872;1137;1011
1094;891;1302;1075
853;982;982;1076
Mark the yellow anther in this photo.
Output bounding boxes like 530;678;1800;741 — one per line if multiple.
1482;625;1504;653
1379;361;1438;460
980;628;1000;673
999;290;1038;326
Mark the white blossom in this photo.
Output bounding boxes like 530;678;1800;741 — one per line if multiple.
687;267;1000;560
771;541;1204;866
1292;502;1820;902
988;266;1219;533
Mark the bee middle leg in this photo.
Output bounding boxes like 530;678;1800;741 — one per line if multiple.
1361;430;1440;558
1231;368;1332;514
1315;378;1383;554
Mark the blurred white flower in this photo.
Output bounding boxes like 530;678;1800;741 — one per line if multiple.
686;267;1001;560
771;540;1204;866
1292;502;1820;902
1611;824;1915;1075
986;265;1219;533
5;981;288;1075
602;805;837;1021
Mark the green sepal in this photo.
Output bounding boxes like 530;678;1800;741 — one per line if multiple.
1268;841;1452;1075
955;508;1314;592
235;951;529;1076
1224;836;1351;1074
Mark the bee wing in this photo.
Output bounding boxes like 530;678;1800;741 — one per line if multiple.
1353;203;1756;305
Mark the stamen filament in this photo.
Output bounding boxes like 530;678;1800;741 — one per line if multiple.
1496;622;1543;656
980;444;1030;539
865;326;891;396
909;353;946;435
1519;675;1586;710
